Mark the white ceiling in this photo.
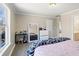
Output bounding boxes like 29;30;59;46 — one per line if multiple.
13;3;79;18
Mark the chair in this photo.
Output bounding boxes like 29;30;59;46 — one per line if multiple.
16;34;24;44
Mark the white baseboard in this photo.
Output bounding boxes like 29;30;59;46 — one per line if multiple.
9;44;15;56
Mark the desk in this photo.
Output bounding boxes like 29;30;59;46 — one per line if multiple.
15;33;28;44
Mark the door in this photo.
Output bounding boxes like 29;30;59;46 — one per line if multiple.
46;19;53;38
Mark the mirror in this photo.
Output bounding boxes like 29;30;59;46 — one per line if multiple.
28;23;39;42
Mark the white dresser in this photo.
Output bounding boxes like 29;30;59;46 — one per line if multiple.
39;30;49;40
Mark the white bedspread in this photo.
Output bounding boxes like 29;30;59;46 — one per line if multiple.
34;40;79;56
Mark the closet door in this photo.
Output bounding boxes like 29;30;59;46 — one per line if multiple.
46;19;53;38
56;16;62;37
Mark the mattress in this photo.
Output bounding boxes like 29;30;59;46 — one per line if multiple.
34;40;79;56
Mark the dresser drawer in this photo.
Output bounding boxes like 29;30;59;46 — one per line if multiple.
40;30;48;36
40;36;48;40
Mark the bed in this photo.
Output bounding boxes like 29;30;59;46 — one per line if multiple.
34;40;79;56
26;37;70;56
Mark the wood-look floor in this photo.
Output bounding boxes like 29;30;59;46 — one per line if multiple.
11;43;29;56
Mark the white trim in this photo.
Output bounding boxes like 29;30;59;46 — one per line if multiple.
0;43;10;56
0;43;15;56
9;44;15;56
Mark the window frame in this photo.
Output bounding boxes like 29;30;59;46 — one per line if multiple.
0;3;10;55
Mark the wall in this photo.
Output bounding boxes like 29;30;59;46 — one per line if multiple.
60;14;73;40
15;14;50;31
1;4;15;56
74;15;79;33
15;14;54;38
60;9;79;40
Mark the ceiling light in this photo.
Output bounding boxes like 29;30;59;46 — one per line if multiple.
49;3;56;7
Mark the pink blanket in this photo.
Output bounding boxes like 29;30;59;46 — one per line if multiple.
34;40;79;56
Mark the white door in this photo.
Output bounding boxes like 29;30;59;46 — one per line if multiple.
46;19;53;38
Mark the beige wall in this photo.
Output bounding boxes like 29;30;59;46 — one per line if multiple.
15;14;54;38
74;15;79;33
60;14;73;40
60;9;79;40
15;14;52;31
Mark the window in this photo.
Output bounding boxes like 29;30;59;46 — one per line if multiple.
0;5;5;48
0;4;10;48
